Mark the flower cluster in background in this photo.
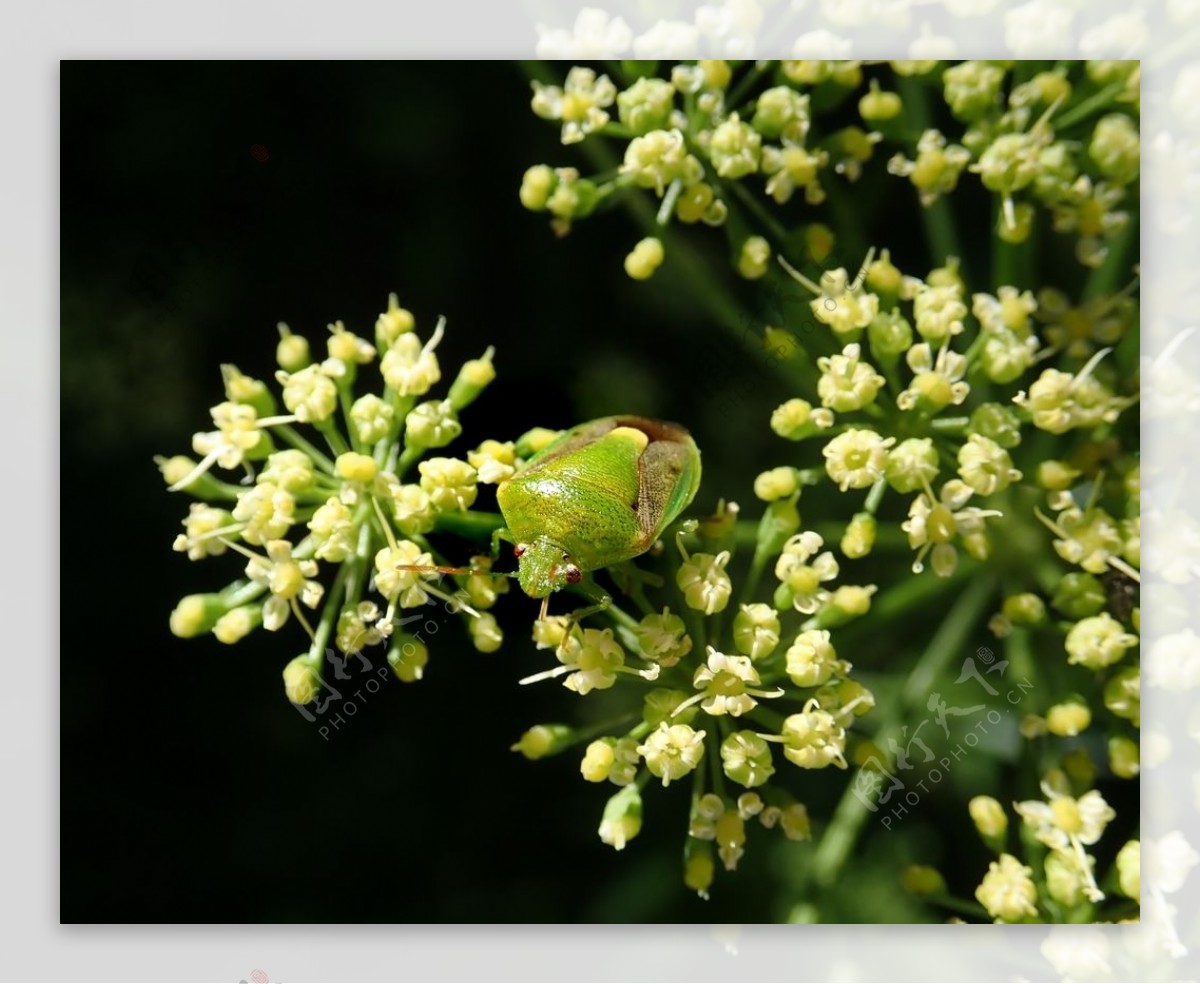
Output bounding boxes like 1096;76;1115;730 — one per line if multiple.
512;495;883;897
520;59;1140;923
520;59;1138;276
160;296;518;697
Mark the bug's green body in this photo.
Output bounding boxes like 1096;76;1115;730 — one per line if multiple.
496;416;701;598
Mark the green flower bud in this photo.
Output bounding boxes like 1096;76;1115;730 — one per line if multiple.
1044;849;1090;907
169;593;228;638
334;451;377;485
598;784;643;851
375;293;416;348
818;585;876;629
737;235;771;280
756;499;801;557
282;655;321;704
418;457;478;512
684;838;715;899
1066;613;1138;670
1036;459;1081;492
1002;592;1046;626
1087;61;1138;86
902;865;947;896
943;61;1006;121
617;77;675;134
970;403;1022;449
957;434;1021;496
638;722;706;787
348;394;394;446
511;724;574;760
770;398;834;441
448;347;497;411
780;703;847;769
709;113;761;178
754;466;800;502
275;324;312;373
700;59;732;90
580;738;616;782
1031;70;1071;106
1108;735;1139;778
387;633;429;682
1045;699;1091;737
1103;666;1140;725
997;200;1035;244
969;795;1008;840
405;399;462;450
621;129;697;195
644;688;696;727
1051;572;1106;619
519;164;556;210
624;236;665;280
732;603;781;661
859;80;902;122
1116;840;1139;901
867;309;914;360
1062;747;1096;788
885;437;939;493
841;512;876;559
785;629;839;688
221;364;276;417
1032;143;1078;204
546;173;598;220
751;86;811;142
212;605;261;644
469;612;503;653
976;854;1038;922
635;609;693;668
674;181;724;224
720;731;775;788
1089;113;1140;185
866;250;903;298
514;426;559;459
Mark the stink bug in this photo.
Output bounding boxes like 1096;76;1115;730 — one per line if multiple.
496;416;702;600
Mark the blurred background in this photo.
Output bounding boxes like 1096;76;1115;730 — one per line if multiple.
61;61;1136;923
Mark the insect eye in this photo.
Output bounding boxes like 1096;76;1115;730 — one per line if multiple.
513;543;527;558
564;564;582;584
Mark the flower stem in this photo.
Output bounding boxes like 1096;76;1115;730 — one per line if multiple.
808;572;997;894
273;424;336;473
895;75;963;266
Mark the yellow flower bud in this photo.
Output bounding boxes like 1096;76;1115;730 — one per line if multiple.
624;236;665;280
282;655;321;705
968;795;1008;840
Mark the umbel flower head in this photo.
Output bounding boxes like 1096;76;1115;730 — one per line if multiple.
162;294;505;695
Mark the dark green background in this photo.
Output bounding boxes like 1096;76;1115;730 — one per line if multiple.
61;61;1136;923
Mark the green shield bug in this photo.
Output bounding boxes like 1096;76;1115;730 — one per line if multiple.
497;416;701;604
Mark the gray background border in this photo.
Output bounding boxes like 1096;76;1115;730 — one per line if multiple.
5;0;1188;979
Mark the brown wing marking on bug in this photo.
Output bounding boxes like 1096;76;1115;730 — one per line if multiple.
633;438;692;545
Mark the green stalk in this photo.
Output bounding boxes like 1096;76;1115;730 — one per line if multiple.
307;560;350;662
1081;218;1137;303
434;509;506;542
273;423;336;473
808;572;997;892
1054;81;1126;132
895;75;963;266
